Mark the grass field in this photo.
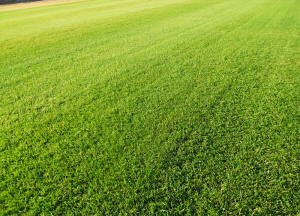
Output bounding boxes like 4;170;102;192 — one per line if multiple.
1;0;300;214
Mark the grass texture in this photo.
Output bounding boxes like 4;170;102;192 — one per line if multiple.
1;0;300;214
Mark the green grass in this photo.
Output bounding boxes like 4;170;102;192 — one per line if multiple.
1;0;300;214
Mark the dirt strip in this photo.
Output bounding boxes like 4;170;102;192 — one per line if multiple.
0;0;86;12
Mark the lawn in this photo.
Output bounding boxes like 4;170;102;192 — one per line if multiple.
1;0;300;214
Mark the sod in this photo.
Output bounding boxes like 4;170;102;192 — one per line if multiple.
1;0;300;214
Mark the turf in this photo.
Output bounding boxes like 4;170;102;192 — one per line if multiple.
1;0;300;214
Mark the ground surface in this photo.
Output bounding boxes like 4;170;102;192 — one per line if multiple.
0;0;85;12
1;0;300;214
